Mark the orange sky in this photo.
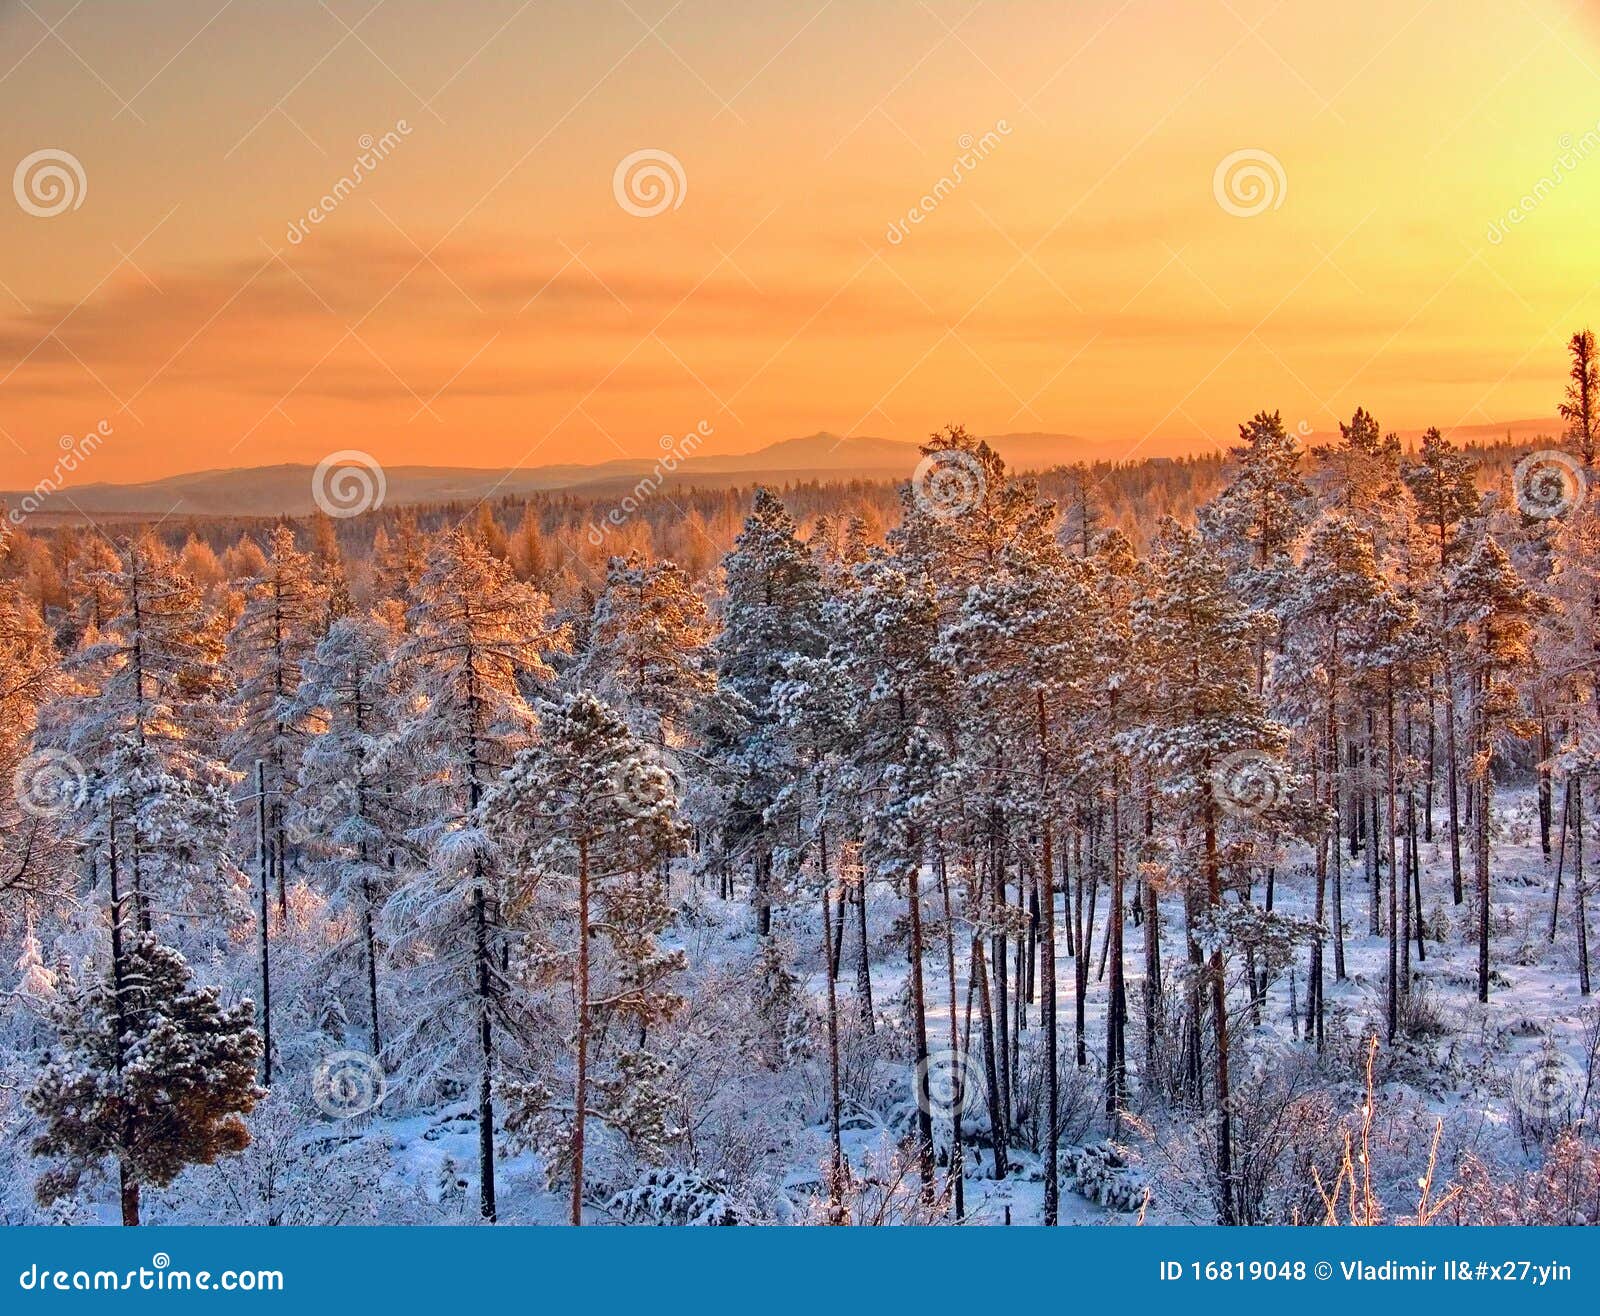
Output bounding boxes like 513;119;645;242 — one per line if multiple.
3;0;1600;489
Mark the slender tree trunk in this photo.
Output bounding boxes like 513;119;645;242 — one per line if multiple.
1014;873;1027;1051
1142;859;1162;1074
1204;792;1234;1225
971;934;1007;1178
1475;689;1492;1005
1539;718;1553;859
1385;689;1399;1042
934;834;965;1219
361;866;382;1057
1026;876;1038;1007
1061;825;1076;957
1310;762;1326;1050
1411;820;1426;965
832;881;847;979
855;850;874;1029
275;801;288;924
256;760;273;1088
1328;711;1347;980
1444;664;1464;905
1424;673;1436;841
1106;756;1127;1118
820;826;846;1222
1402;705;1416;985
1368;710;1381;938
1577;779;1591;998
990;827;1012;1125
569;839;589;1225
469;873;497;1222
120;1174;140;1229
1036;692;1058;1225
905;839;936;1200
1553;778;1571;943
1075;849;1098;1068
108;810;139;1227
755;848;772;937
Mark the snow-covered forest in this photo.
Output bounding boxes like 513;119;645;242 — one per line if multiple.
4;337;1600;1228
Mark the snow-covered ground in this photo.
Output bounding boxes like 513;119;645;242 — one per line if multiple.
22;786;1587;1228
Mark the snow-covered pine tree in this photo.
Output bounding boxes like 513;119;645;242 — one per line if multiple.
308;512;353;631
1403;426;1482;870
1119;518;1287;1225
1277;516;1386;1003
28;935;261;1225
1199;410;1312;693
714;489;826;935
382;528;566;1221
1087;529;1147;1117
574;550;713;745
888;423;1056;624
371;509;429;609
1404;428;1481;571
0;525;66;927
226;525;327;923
1451;536;1542;1003
936;530;1098;1219
66;534;124;642
481;691;685;1225
768;624;869;1219
1315;407;1404;521
291;611;407;1057
1559;329;1599;467
1348;577;1426;1038
888;427;1062;1189
868;723;949;1203
49;535;240;937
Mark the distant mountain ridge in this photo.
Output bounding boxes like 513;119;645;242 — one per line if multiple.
4;420;1560;521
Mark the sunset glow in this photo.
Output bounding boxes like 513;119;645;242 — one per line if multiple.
3;0;1600;488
